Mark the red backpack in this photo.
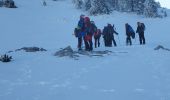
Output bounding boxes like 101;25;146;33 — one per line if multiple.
94;29;101;38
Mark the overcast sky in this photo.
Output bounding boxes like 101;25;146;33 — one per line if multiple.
155;0;170;9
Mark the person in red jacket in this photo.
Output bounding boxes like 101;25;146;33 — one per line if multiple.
84;17;94;51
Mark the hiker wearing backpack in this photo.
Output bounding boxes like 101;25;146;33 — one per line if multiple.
76;14;85;50
104;24;118;47
84;17;93;51
94;29;101;48
78;14;85;37
136;22;146;45
103;24;112;47
125;23;135;46
107;24;114;47
103;26;111;47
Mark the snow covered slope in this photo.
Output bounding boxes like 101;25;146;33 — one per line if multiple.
0;0;170;100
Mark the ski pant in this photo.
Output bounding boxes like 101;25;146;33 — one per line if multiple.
85;40;93;51
94;37;100;48
84;37;93;51
104;37;112;47
126;35;132;45
139;32;145;45
78;37;82;50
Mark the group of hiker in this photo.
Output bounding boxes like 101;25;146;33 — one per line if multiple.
74;15;146;51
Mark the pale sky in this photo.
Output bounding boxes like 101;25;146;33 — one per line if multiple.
155;0;170;9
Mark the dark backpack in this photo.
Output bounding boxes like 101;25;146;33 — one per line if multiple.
90;23;97;35
74;27;81;37
141;23;145;31
128;25;135;39
131;31;135;39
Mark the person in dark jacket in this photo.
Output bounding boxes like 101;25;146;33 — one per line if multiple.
105;24;118;47
103;26;112;47
136;22;145;45
106;24;113;47
125;23;134;46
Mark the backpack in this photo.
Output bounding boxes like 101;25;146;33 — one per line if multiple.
90;23;97;35
131;31;135;39
74;27;81;37
141;23;145;31
128;25;135;39
94;29;101;38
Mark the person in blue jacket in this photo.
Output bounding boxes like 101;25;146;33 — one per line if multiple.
125;23;135;46
76;15;85;50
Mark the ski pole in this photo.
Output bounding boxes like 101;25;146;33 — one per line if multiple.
117;35;121;46
134;37;137;45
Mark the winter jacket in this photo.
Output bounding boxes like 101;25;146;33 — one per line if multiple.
107;25;118;38
136;24;145;34
126;24;135;36
102;25;113;40
102;26;107;36
84;21;92;36
83;20;93;41
78;18;85;32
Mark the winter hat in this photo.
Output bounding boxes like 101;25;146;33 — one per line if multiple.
80;14;85;19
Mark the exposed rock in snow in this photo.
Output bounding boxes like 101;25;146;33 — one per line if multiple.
154;45;170;51
15;47;47;52
0;54;12;62
54;46;113;59
54;46;78;58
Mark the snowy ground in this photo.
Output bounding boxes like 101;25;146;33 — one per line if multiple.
0;0;170;100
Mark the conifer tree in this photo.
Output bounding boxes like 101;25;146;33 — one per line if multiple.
144;0;158;17
84;0;92;11
89;0;111;15
73;0;83;9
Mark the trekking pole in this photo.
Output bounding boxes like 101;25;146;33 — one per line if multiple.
134;37;137;45
101;36;104;47
117;35;121;46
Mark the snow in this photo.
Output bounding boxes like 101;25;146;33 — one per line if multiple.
0;0;170;100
